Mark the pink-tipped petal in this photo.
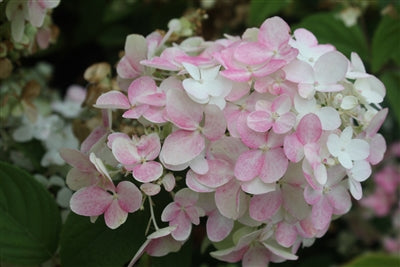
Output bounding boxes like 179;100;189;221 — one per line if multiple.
112;138;140;165
234;150;263;181
259;148;288;183
170;211;192;241
276;222;297;248
94;91;130;109
132;161;163;183
160;130;205;166
207;210;234;242
166;88;203;130
283;134;304;162
215;180;247;220
70;186;112;216
104;200;128;229
203;104;227;141
311;197;333;230
59;148;94;172
249;191;282;221
247;111;273;132
296;113;322;144
116;181;142;213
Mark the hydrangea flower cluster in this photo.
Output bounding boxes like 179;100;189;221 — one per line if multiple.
63;16;388;265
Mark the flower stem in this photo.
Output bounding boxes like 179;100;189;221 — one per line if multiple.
148;196;159;231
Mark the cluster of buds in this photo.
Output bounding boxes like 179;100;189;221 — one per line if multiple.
61;16;387;265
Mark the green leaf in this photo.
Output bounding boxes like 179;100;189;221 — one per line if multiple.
371;15;400;72
0;161;61;265
380;71;400;125
248;0;292;26
342;252;400;267
60;210;149;267
294;12;368;60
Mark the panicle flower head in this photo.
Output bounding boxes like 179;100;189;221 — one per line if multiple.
63;15;389;266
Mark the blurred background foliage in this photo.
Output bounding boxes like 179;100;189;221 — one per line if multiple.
6;0;400;266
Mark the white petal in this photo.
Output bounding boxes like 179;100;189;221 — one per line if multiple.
349;160;371;182
316;107;340;131
348;139;370;161
341;96;358;110
182;62;201;80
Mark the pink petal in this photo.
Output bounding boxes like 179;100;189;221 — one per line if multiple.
293;28;318;46
296;113;322;144
237;113;267;149
364;108;388;138
186;170;214;193
234;150;263;181
249;190;282;221
174;188;199;207
132;161;163;183
311;197;333;230
273;112;296;134
272;94;292;114
66;168;96;190
80;126;108;154
220;69;252;82
282;183;310;220
111;138;140;165
116;181;142;213
122;105;148;119
170;211;192;241
194;159;233;188
140;183;161;196
327;185;351;215
136;133;161;161
203;104;227;141
59;148;94;172
283;134;304;162
234;42;271;65
215;180;248;220
210;246;248;263
117;56;142;79
259;148;288;183
161;203;180;222
94;91;130;109
368;134;386;165
146;235;183;257
70;186;112;216
107;132;130;149
242;246;269;267
166;88;203;130
137;92;166;106
127;76;157;104
258;16;290;50
162;173;176;192
247;111;273;132
206;210;234;242
104;200;128;229
117;34;146;79
276;221;297;247
160;130;205;166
